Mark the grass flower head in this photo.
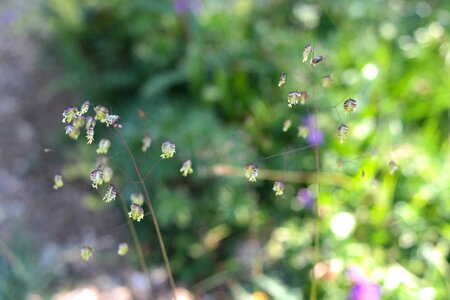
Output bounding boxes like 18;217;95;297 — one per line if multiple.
272;181;285;196
81;246;93;261
53;173;64;190
130;193;144;206
117;243;129;256
245;163;259;182
90;169;104;189
103;184;117;203
161;141;176;159
128;203;144;222
97;139;111;155
180;160;193;177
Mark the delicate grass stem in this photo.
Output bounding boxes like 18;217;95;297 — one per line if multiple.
114;128;178;300
117;188;151;286
257;145;314;161
309;66;321;300
212;164;352;188
334;107;343;123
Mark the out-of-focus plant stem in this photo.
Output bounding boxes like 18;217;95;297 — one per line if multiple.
116;188;151;286
212;164;352;188
309;67;321;300
114;128;178;300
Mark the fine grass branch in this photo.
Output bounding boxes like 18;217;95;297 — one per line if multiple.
114;127;178;300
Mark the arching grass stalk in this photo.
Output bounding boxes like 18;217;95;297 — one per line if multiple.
309;65;321;300
114;128;178;300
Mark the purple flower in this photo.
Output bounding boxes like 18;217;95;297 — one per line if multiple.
297;188;314;209
2;10;16;25
173;0;200;15
350;284;381;300
303;116;324;146
348;266;381;300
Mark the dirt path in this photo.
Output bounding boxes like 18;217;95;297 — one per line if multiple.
0;1;138;297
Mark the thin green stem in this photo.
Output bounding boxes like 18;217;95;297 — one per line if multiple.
114;128;178;300
117;188;150;286
309;66;321;300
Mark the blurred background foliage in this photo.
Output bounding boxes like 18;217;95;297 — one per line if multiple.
3;0;449;298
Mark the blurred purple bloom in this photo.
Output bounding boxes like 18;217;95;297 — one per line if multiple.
2;10;16;25
349;266;381;300
173;0;200;15
297;188;314;209
350;284;381;300
304;116;324;146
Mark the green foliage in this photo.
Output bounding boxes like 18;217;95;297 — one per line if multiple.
40;0;450;298
0;235;53;299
